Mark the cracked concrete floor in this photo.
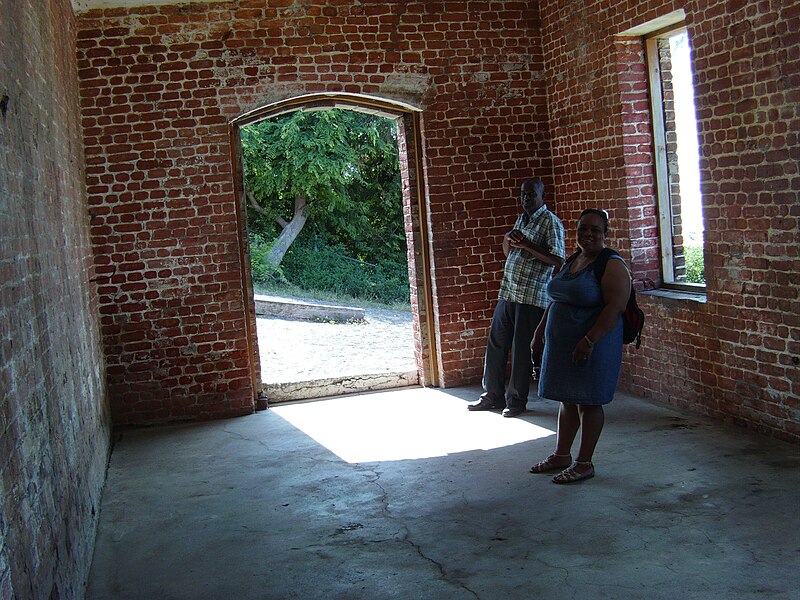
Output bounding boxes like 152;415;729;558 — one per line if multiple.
86;386;800;600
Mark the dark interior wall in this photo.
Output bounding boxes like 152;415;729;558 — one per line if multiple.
540;0;799;442
75;0;553;423
0;0;112;597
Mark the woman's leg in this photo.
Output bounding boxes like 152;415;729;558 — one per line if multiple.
555;402;581;456
575;405;605;464
529;402;577;473
550;404;604;483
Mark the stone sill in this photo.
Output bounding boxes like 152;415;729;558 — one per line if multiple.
262;371;419;404
640;288;707;303
254;294;365;322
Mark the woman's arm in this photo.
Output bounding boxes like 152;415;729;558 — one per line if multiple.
531;302;552;362
572;258;631;364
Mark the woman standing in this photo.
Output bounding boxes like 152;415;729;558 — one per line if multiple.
529;209;631;483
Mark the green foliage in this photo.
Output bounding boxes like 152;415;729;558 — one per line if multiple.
249;232;282;282
683;245;705;284
242;108;408;305
282;238;410;304
241;109;404;264
249;233;409;304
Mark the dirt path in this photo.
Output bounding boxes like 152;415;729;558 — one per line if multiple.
256;303;416;384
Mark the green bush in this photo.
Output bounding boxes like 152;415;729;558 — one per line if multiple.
683;245;705;284
250;235;410;305
249;232;282;283
282;240;410;304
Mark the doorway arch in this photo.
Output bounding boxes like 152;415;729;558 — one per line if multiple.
229;93;439;402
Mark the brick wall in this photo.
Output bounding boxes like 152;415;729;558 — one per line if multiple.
691;0;799;440
0;0;112;597
73;0;797;441
1;1;794;596
75;0;553;421
540;0;799;442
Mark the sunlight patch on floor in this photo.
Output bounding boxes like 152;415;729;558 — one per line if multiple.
271;387;555;463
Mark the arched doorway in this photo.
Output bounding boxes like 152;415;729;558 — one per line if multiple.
230;93;439;404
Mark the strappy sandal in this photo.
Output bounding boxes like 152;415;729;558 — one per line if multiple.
529;453;572;473
552;461;595;484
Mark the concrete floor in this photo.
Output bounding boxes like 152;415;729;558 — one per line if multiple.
86;386;800;600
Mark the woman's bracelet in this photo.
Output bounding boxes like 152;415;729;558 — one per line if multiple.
583;335;594;349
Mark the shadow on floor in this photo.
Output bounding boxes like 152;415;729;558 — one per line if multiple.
87;386;800;600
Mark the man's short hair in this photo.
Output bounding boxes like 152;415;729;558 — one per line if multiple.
521;178;545;197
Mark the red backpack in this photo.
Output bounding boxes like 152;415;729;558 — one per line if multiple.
564;248;644;349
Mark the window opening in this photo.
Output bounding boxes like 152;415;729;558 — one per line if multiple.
646;27;705;288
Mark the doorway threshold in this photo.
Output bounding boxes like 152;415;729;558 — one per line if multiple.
262;370;419;404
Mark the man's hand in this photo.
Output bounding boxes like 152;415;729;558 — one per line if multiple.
531;334;544;362
505;229;563;269
507;229;528;249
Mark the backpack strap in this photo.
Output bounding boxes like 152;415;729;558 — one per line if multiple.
564;250;580;267
564;248;619;282
592;247;620;282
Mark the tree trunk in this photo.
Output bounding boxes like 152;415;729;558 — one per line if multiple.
266;194;309;268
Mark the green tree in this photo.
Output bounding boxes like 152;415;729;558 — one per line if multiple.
241;109;403;270
683;245;705;284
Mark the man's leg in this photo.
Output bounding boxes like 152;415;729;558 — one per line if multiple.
471;300;513;409
504;304;543;413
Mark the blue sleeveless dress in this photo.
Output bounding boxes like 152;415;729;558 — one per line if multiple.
537;257;624;405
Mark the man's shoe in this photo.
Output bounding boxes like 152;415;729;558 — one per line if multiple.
467;397;504;411
502;406;525;418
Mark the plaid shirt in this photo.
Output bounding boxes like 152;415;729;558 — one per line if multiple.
499;205;565;308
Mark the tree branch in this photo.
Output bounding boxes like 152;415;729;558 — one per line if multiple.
247;189;289;229
246;190;269;216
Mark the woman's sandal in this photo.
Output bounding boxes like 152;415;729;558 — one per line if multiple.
552;461;595;484
529;453;572;473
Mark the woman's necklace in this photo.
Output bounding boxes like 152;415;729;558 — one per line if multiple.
571;253;598;273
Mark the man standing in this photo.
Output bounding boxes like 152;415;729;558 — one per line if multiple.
468;178;565;417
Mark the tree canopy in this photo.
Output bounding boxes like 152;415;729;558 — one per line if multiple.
241;109;405;269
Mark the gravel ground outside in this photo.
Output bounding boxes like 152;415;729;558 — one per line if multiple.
256;296;416;384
